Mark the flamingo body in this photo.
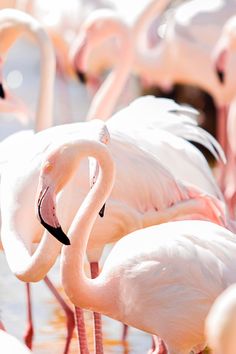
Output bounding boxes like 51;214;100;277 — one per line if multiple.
93;220;236;353
0;329;32;353
36;138;233;354
0;103;227;280
206;283;236;354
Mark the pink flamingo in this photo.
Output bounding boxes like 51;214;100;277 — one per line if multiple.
69;10;224;198
0;109;230;354
0;13;228;354
74;0;236;150
205;283;236;354
0;322;32;353
0;11;230;352
14;0;115;77
211;15;236;213
36;138;236;354
0;9;55;137
69;9;135;121
34;129;233;353
0;9;76;352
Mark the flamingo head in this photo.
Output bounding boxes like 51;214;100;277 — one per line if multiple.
212;30;235;85
36;144;80;246
69;9;119;88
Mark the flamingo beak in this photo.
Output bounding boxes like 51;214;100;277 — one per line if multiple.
37;184;70;246
76;70;87;84
99;203;106;217
216;68;225;84
0;82;5;98
214;48;227;84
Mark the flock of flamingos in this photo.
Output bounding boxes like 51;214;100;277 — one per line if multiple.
3;0;236;353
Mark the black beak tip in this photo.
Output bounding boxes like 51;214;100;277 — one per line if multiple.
76;70;87;84
0;83;5;99
38;211;70;246
45;223;70;246
99;203;106;218
38;196;70;245
49;225;71;245
216;69;225;84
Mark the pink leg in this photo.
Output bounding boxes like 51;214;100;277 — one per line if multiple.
0;321;6;331
216;105;228;191
216;105;228;154
74;306;89;354
148;335;167;354
43;276;75;354
23;283;34;349
90;262;104;354
122;323;128;342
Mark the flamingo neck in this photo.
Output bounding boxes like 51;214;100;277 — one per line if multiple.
133;0;171;75
0;10;55;132
0;216;62;282
86;21;134;121
61;141;117;314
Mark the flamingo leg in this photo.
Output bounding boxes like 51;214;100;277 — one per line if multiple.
90;262;104;354
74;306;89;354
23;283;34;349
122;323;128;342
216;105;228;155
0;321;6;331
148;335;167;354
216;105;228;192
43;276;75;354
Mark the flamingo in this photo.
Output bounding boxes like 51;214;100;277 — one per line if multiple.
205;283;236;354
72;0;236;104
13;0;116;77
69;10;224;199
2;13;228;354
0;322;32;354
32;128;231;354
0;8;55;142
69;9;135;121
74;0;236;152
211;15;236;213
0;108;230;353
0;9;76;352
35;138;236;354
0;9;230;350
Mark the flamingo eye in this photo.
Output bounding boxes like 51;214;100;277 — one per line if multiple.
43;161;53;174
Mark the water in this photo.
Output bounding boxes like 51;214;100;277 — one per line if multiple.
0;252;152;353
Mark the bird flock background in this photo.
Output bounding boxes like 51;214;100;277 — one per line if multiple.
1;0;236;353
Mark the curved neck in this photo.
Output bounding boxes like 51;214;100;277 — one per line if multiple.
61;141;116;314
133;0;170;73
1;224;62;282
0;10;55;132
86;21;134;121
133;0;170;48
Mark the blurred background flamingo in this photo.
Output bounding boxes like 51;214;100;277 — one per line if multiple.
205;283;236;354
